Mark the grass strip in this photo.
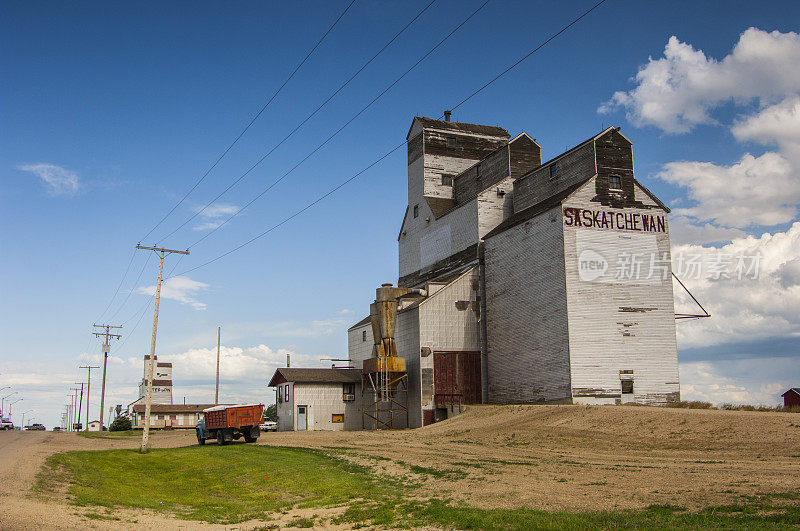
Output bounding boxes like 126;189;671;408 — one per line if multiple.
37;445;800;528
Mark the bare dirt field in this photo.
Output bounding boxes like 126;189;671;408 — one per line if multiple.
1;404;799;529
257;404;800;512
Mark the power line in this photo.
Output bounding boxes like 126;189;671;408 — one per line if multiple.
115;255;186;356
156;0;438;245
449;0;609;113
138;0;358;244
108;252;153;322
170;0;610;277
175;140;407;276
180;0;492;251
94;249;136;323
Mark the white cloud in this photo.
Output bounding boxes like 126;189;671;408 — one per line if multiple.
137;275;210;310
657;151;799;227
602;28;800;232
338;309;353;315
680;358;794;406
672;222;800;348
599;28;800;133
669;216;746;245
732;95;800;148
162;344;321;382
17;163;80;195
192;203;240;231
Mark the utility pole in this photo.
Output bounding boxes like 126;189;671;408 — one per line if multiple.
78;365;99;431
68;389;78;431
93;324;122;431
136;244;189;453
74;383;84;430
215;326;221;405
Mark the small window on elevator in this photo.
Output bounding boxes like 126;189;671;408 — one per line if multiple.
549;164;558;181
362;330;367;342
413;204;419;218
441;174;453;186
609;175;623;190
447;136;457;148
621;379;634;394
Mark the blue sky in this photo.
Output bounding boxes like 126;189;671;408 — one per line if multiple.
2;1;799;428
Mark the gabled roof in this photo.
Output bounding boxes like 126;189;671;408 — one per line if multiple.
268;368;362;387
516;126;620;184
397;205;410;242
483;178;593;240
633;178;671;213
782;388;800;397
407;116;509;139
348;315;372;331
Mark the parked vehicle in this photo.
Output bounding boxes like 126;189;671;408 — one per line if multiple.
52;427;61;432
0;418;13;430
196;404;263;445
25;423;46;431
259;421;277;432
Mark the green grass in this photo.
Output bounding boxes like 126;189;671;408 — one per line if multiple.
76;430;140;439
37;446;800;528
37;445;400;524
338;497;800;530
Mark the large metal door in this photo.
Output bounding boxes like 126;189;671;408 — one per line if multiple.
297;405;307;430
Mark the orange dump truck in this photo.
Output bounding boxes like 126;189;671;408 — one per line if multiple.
196;403;263;445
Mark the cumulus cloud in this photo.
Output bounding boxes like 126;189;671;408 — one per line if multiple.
162;344;320;382
17;163;80;195
155;344;329;405
599;28;800;133
657;152;798;227
672;223;800;348
137;275;210;310
732;95;800;148
192;203;240;231
602;28;800;233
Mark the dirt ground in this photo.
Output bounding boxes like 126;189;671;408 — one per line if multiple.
1;404;799;529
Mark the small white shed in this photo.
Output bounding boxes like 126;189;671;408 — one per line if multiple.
268;368;362;431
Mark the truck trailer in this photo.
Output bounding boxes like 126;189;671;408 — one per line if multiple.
196;403;263;445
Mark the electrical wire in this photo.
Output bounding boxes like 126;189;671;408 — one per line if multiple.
139;0;358;244
115;254;186;356
174;140;407;277
155;0;438;245
93;248;136;323
449;0;609;113
107;252;153;322
180;0;491;250
170;0;610;277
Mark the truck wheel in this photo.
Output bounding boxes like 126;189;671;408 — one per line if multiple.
244;433;257;443
216;430;227;445
196;433;205;445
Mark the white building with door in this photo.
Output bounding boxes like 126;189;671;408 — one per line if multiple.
268;368;361;431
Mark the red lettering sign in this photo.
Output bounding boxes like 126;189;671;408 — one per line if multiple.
563;207;666;233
